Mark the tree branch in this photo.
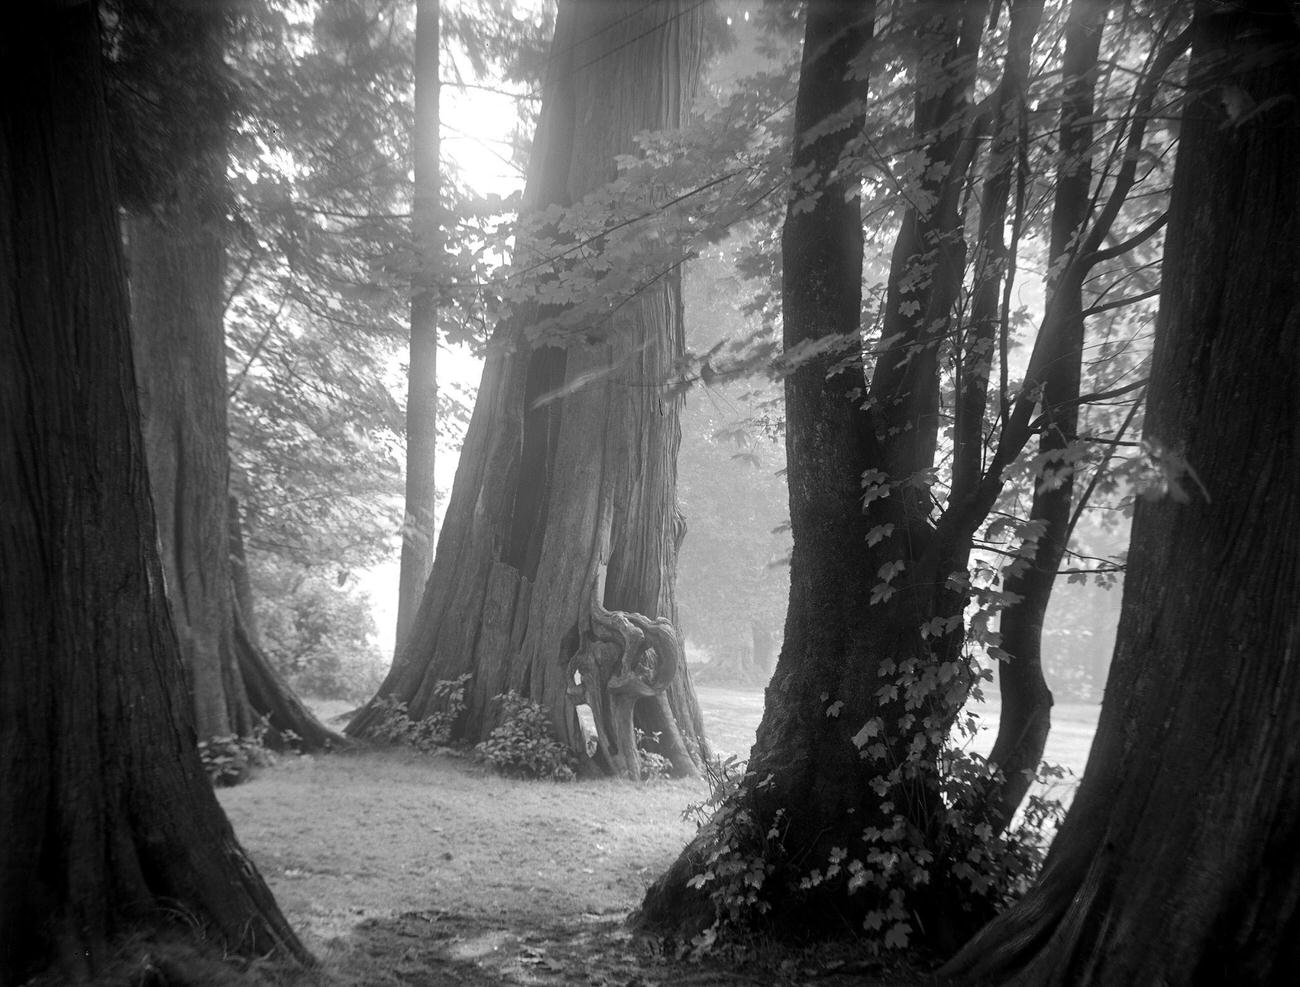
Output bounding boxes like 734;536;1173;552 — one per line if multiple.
1087;210;1168;266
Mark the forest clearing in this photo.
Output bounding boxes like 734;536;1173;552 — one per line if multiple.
213;688;1098;985
4;0;1297;984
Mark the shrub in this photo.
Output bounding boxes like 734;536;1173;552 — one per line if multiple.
678;668;1067;957
369;675;470;751
637;728;674;779
197;721;278;786
474;692;576;781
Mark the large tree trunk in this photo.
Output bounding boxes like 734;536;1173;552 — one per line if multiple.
127;212;255;741
943;5;1300;981
348;0;710;779
639;0;998;943
119;0;342;753
0;8;308;981
395;0;441;653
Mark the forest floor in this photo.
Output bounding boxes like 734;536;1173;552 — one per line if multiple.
216;686;1099;987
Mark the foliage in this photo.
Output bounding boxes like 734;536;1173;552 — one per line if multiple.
223;0;550;584
680;663;1067;955
197;720;286;787
369;674;470;751
474;692;576;782
251;557;387;702
682;750;748;829
636;729;675;780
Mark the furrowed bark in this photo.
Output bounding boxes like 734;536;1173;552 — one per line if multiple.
638;0;879;937
349;0;709;778
0;8;308;979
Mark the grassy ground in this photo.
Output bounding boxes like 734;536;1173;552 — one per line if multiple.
214;685;1099;985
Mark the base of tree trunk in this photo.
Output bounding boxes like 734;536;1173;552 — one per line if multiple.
233;603;350;752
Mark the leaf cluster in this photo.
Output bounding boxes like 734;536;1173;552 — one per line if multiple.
473;692;576;782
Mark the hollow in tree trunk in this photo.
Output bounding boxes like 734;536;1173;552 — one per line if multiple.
0;8;308;980
347;0;710;780
943;6;1300;981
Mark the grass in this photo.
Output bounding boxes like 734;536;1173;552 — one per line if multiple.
209;684;1099;985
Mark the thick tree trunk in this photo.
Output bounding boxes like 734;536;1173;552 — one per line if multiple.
943;6;1300;981
395;0;441;653
639;0;1001;944
349;0;710;779
0;9;308;981
983;0;1106;831
128;212;255;742
120;0;341;754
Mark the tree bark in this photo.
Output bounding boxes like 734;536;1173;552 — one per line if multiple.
0;7;308;980
128;210;254;741
348;0;710;779
639;0;882;936
640;0;1005;944
943;5;1300;980
395;0;441;653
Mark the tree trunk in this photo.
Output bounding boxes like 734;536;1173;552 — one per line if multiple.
983;0;1106;831
348;0;710;780
943;5;1300;981
120;0;342;753
395;0;441;653
639;0;1002;944
128;211;255;742
0;8;308;981
639;0;881;936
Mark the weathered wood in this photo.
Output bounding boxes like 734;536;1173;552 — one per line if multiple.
467;562;527;736
348;1;710;776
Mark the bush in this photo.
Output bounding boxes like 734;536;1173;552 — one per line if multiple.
474;692;576;781
678;666;1067;957
197;720;280;786
369;675;470;751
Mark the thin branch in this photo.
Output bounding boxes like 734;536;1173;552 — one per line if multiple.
1026;378;1149;432
228;299;285;399
1063;387;1145;546
1088;210;1168;266
1082;287;1160;317
1077;27;1192;269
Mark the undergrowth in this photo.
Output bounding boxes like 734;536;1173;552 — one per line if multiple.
197;719;295;787
369;674;470;752
675;660;1067;959
474;691;577;781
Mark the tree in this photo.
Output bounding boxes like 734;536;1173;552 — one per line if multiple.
110;0;344;752
639;0;1186;947
0;5;307;980
942;4;1300;980
395;0;443;652
347;0;713;780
